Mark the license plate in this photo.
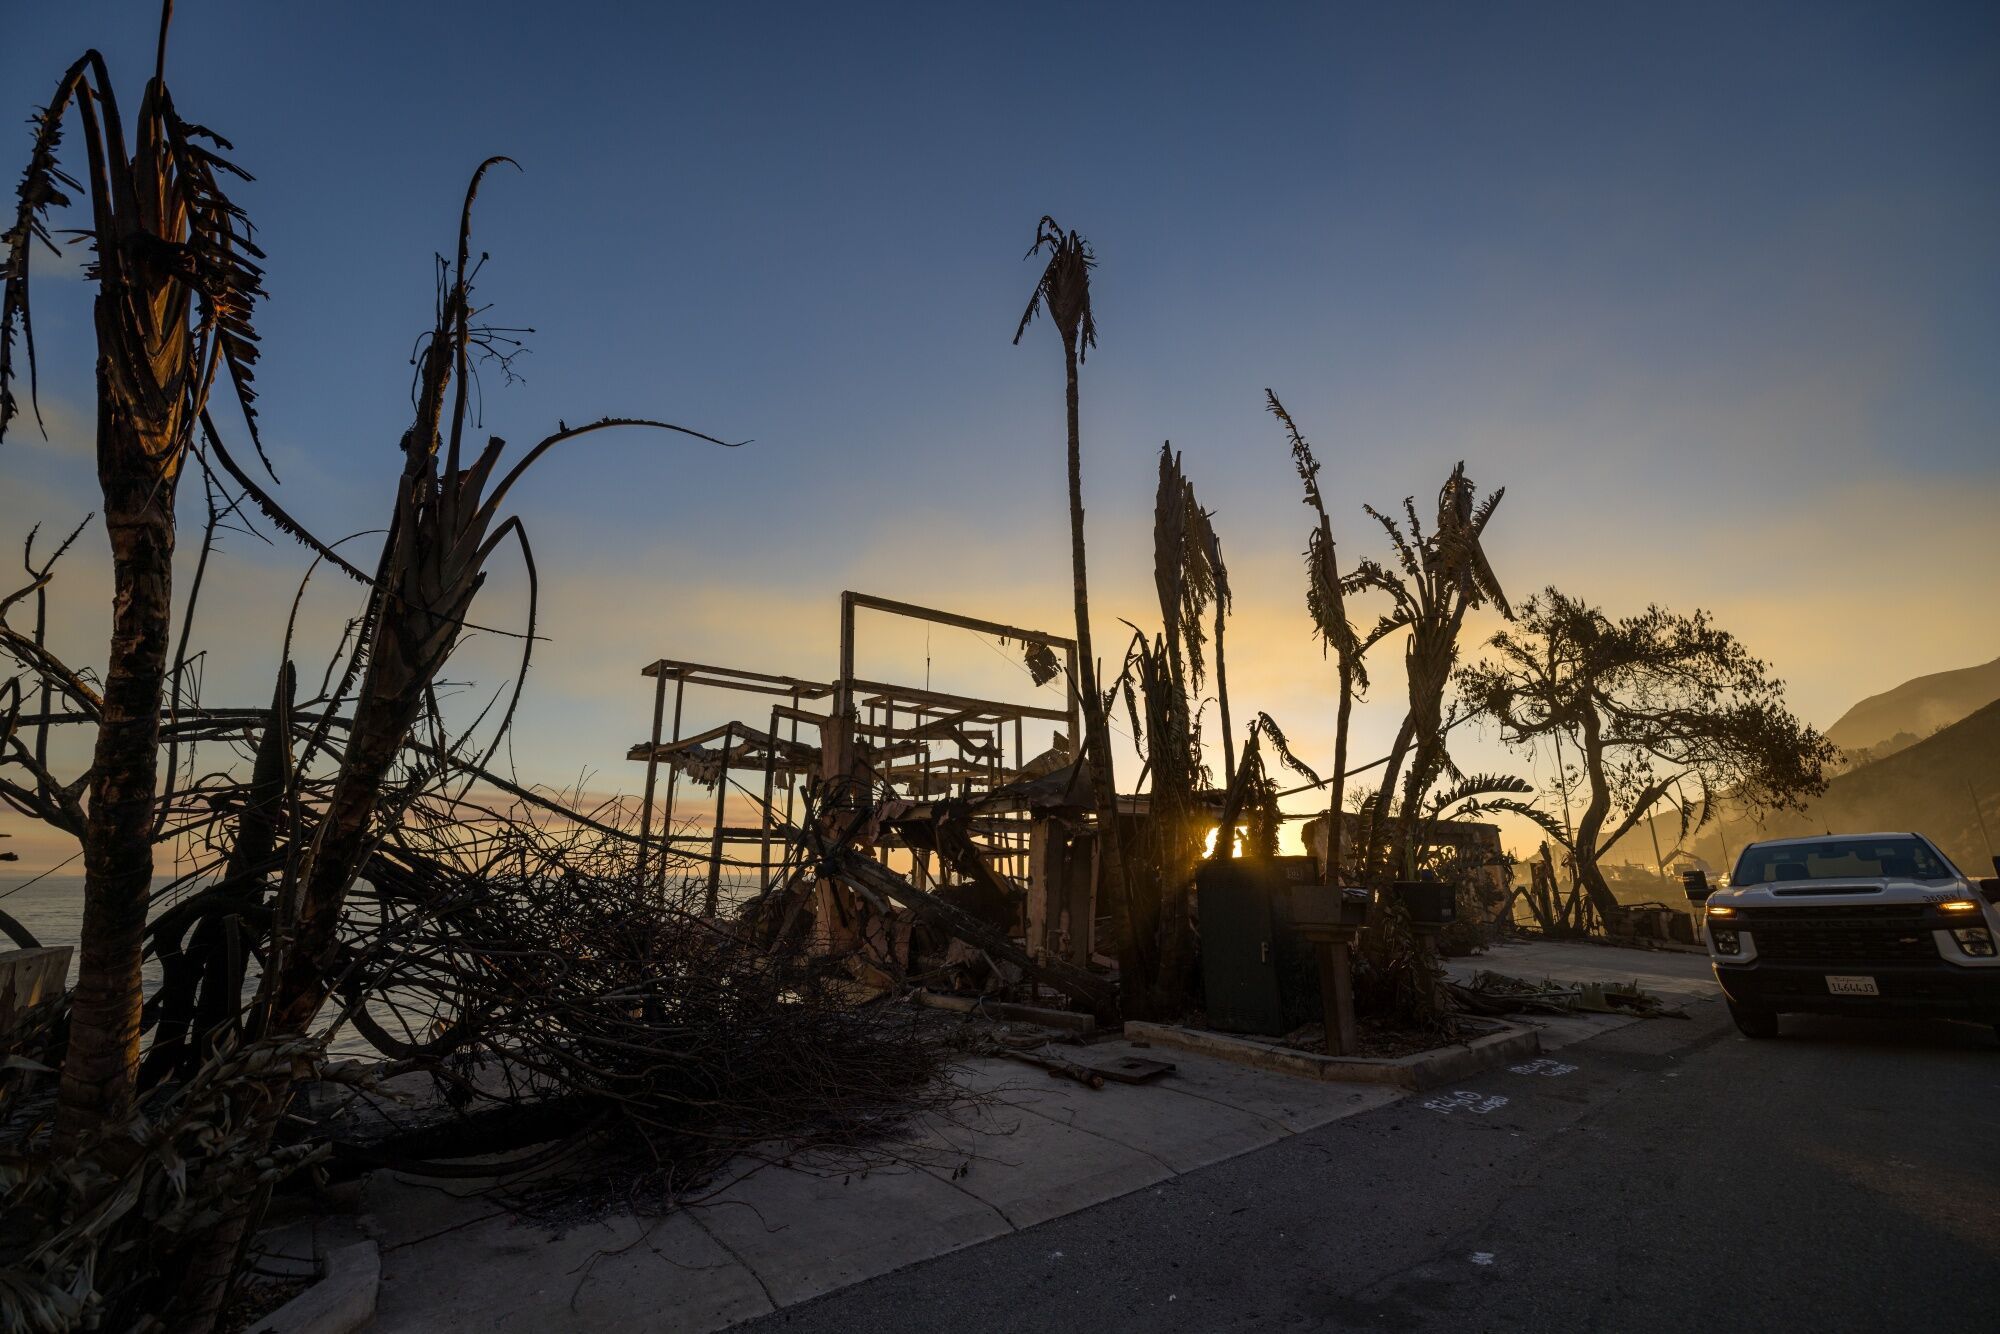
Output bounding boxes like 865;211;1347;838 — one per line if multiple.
1826;975;1879;996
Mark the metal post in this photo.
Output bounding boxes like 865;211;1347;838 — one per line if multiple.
781;690;799;875
761;705;780;891
637;668;668;884
706;722;731;915
1063;645;1079;755
882;702;896;876
657;674;686;888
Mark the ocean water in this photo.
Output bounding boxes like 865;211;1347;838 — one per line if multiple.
0;874;91;978
0;873;381;1057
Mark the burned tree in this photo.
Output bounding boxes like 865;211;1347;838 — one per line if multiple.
1109;444;1226;1016
0;38;792;1311
1268;391;1374;882
1349;464;1511;882
1;3;267;1142
1014;217;1137;1004
1458;588;1834;923
166;159;747;1330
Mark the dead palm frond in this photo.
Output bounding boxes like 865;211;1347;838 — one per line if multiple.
2;11;265;457
1013;215;1096;357
1152;443;1221;691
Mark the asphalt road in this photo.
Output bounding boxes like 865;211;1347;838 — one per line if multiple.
750;993;2000;1333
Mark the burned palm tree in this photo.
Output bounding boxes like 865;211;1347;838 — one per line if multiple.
171;160;740;1328
1102;444;1228;1014
1014;216;1138;1000
1207;521;1235;778
1351;463;1511;881
1;2;266;1140
1299;464;1510;1030
1153;442;1223;714
1268;391;1373;882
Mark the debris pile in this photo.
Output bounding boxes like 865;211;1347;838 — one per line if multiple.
1448;969;1685;1018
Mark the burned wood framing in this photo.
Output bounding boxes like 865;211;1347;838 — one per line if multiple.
627;589;1110;1006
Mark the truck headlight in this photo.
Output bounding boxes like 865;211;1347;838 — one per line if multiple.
1712;928;1741;956
1950;926;1997;957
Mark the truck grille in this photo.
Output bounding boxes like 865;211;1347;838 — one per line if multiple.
1738;906;1937;965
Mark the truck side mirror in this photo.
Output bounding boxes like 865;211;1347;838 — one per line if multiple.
1980;878;2000;906
1681;869;1712;903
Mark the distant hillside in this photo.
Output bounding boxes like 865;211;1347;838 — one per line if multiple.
1824;655;2000;753
1618;698;2000;879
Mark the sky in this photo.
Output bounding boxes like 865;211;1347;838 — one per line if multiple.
3;0;1997;869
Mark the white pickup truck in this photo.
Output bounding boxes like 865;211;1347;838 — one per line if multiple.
1691;832;2000;1041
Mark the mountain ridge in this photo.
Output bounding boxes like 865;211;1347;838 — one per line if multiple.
1620;695;2000;879
1823;654;2000;753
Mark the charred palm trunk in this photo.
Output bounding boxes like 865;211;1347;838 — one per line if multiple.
1063;336;1133;1002
270;547;450;1035
1388;593;1475;878
1325;657;1353;879
1361;713;1414;882
60;447;177;1139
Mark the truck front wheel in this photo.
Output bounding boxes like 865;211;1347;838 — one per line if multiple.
1728;1000;1780;1039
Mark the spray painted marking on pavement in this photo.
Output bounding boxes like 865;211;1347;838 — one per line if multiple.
1508;1058;1578;1077
1422;1090;1509;1115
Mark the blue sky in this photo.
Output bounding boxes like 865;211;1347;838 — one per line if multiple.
4;1;1997;864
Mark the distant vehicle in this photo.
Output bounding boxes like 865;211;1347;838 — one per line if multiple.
1691;833;2000;1041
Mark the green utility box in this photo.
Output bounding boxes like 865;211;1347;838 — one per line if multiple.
1197;857;1330;1036
1195;861;1286;1035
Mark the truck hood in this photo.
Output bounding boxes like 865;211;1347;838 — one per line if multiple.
1711;877;1971;908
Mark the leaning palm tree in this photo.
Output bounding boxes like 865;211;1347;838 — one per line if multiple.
1014;216;1142;1002
171;158;739;1330
1;1;266;1142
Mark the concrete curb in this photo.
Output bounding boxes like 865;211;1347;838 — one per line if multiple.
1123;1020;1540;1090
251;1240;380;1334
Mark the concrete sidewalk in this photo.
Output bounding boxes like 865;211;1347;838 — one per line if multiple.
363;1038;1400;1332
351;938;1712;1332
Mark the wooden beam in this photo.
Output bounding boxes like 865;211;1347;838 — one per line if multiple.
844;591;1075;652
643;657;830;695
660;674;828;700
843;676;1069;724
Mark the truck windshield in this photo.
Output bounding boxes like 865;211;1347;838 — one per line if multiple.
1734;837;1956;884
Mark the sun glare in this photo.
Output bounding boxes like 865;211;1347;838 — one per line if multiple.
1202;825;1249;858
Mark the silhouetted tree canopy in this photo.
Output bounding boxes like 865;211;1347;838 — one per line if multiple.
1458;587;1835;919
